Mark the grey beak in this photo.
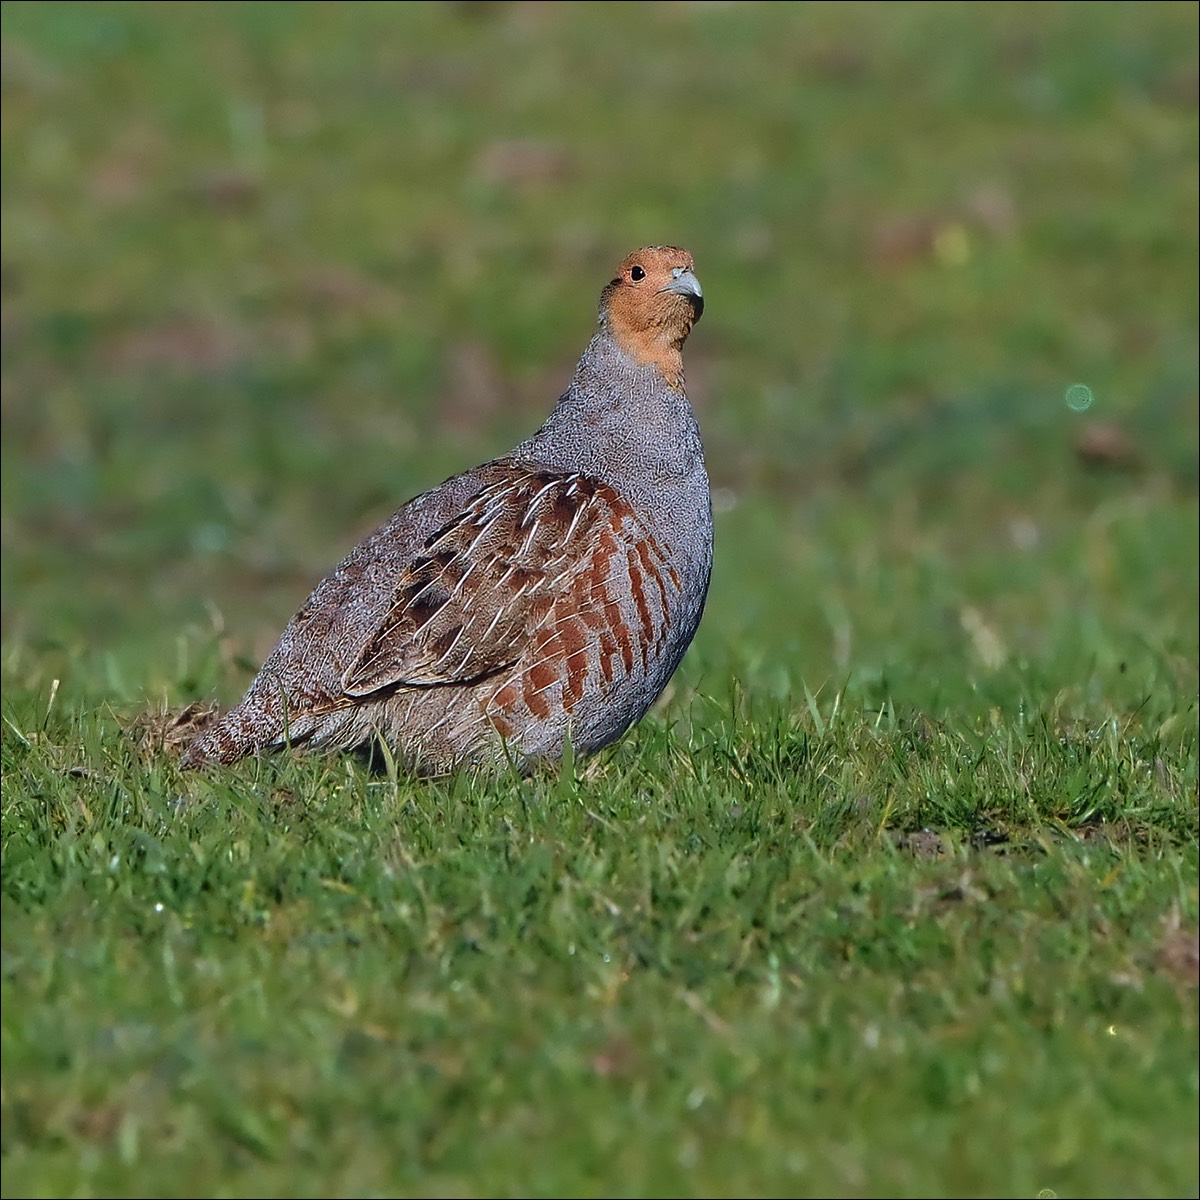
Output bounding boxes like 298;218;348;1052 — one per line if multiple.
662;267;703;301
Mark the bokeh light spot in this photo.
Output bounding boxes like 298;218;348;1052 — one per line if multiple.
1066;383;1094;412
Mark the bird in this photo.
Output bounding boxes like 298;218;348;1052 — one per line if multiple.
181;245;711;774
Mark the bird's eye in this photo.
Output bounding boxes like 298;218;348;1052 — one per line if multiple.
629;265;646;282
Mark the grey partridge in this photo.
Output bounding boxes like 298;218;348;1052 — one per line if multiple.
182;246;711;774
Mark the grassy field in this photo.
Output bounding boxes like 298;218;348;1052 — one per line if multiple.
2;2;1197;1196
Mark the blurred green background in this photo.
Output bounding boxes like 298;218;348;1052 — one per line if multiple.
2;1;1196;723
2;6;1197;1197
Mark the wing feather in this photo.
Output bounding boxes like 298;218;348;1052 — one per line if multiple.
342;470;610;695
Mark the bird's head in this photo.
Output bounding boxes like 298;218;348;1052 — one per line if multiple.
598;246;703;390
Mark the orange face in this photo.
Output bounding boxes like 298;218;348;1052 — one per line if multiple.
600;246;703;387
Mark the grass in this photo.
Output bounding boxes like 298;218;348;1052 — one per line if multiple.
2;2;1197;1196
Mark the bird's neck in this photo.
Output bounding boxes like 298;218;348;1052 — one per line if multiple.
602;326;686;393
570;331;687;414
516;333;703;488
